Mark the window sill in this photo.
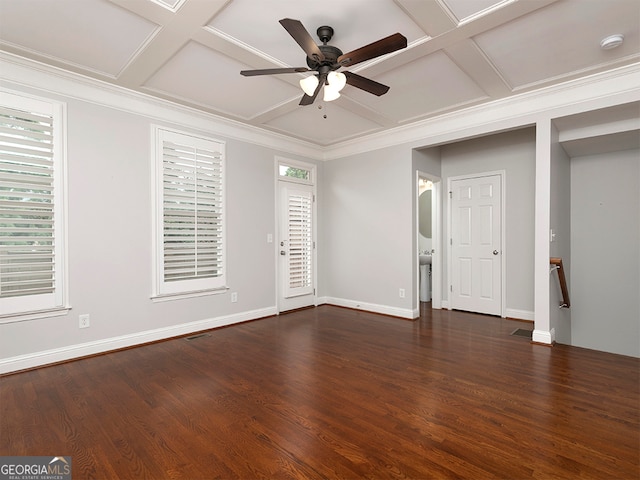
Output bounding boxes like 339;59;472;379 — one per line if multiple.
0;306;72;325
151;287;229;303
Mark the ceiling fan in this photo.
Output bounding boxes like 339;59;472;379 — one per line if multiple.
240;18;407;106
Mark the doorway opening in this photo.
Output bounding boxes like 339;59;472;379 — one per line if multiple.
416;171;441;312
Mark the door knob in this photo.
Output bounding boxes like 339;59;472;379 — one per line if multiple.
493;250;499;255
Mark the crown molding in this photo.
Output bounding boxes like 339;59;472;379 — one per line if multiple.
2;52;638;163
322;62;640;160
0;52;325;161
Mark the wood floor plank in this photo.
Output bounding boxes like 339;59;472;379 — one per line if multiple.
1;305;638;479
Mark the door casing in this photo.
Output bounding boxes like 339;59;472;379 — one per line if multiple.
416;171;442;313
276;158;317;313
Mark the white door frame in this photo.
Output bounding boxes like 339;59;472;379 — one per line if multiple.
446;171;506;317
416;171;442;312
275;157;317;313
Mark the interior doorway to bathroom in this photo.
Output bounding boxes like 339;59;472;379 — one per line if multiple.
417;172;441;310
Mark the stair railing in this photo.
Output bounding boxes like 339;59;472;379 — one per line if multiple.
550;257;570;308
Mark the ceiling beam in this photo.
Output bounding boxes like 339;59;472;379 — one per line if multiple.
113;0;231;87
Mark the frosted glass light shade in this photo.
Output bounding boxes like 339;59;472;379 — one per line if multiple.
327;71;346;91
323;85;341;102
300;75;319;96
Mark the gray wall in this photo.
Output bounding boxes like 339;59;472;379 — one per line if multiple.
0;93;318;361
570;148;640;357
440;128;536;316
322;146;414;311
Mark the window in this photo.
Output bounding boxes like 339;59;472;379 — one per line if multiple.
153;127;225;297
279;163;312;183
284;186;313;295
0;91;66;318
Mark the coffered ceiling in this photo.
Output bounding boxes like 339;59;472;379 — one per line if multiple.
0;0;638;146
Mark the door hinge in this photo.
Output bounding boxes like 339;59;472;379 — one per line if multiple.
450;285;453;292
313;241;316;249
313;194;315;202
449;191;452;199
450;238;452;245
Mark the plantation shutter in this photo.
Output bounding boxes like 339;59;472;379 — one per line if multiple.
285;188;313;296
0;106;55;299
161;131;224;289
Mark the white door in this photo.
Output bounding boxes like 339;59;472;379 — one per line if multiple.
278;181;315;312
450;174;502;316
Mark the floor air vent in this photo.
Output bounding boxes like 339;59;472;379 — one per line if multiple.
510;328;532;339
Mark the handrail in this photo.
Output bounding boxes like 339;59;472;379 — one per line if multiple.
550;257;570;308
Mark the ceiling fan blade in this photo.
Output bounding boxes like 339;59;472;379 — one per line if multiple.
240;67;309;76
344;72;390;96
280;18;325;63
338;33;407;67
299;72;326;106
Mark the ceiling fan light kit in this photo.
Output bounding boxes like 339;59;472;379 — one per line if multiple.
240;18;407;106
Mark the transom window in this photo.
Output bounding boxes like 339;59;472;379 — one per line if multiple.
279;163;312;183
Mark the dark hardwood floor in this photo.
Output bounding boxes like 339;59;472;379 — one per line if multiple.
1;305;638;479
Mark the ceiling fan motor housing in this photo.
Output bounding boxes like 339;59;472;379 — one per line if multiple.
317;26;334;43
307;44;343;70
304;25;343;71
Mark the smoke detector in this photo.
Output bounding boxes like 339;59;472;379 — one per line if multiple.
600;34;624;50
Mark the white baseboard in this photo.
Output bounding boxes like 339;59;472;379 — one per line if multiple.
321;297;416;319
505;308;535;321
532;327;556;345
0;306;277;375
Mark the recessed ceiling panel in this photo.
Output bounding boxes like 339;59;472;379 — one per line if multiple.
265;102;383;145
0;0;636;147
442;0;508;22
474;0;640;89
144;41;301;119
344;52;487;123
0;0;159;77
208;0;426;68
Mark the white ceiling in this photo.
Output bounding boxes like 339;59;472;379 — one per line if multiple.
0;0;638;147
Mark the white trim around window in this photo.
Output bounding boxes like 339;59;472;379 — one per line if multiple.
151;125;226;300
0;89;69;322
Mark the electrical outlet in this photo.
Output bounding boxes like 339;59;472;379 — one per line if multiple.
79;314;90;329
399;288;405;298
231;292;238;303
